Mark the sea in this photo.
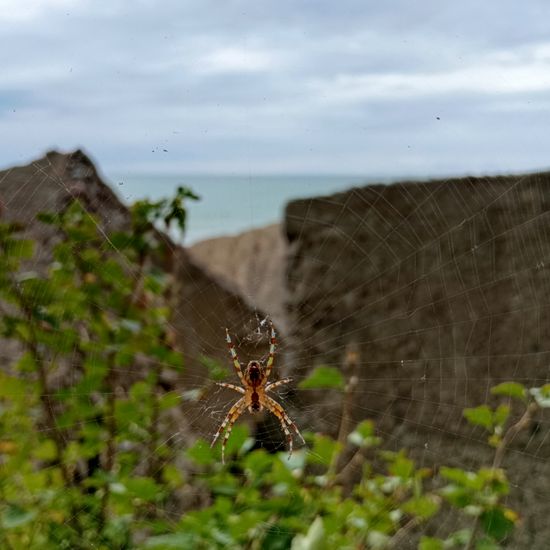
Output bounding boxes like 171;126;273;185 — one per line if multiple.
108;174;387;245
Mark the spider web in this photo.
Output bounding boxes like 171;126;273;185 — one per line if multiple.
2;156;550;548
176;171;550;547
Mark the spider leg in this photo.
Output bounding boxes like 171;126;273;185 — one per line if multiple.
226;328;245;384
265;395;305;458
219;399;248;464
264;321;276;380
265;377;292;392
266;395;306;445
211;396;245;456
215;382;245;394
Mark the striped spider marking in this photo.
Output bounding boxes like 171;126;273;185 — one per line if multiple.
211;321;305;464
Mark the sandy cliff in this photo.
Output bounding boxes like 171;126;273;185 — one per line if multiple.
188;172;550;547
0;150;272;437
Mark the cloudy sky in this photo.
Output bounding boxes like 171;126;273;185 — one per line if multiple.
1;0;550;177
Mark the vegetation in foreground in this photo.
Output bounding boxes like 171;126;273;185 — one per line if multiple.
0;191;547;549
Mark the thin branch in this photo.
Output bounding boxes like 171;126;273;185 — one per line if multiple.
389;516;423;548
327;344;360;479
465;400;538;550
493;402;538;470
9;280;71;485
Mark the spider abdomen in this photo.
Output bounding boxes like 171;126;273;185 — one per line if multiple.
250;390;262;411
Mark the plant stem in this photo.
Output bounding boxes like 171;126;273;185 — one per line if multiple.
465;400;538;550
390;516;423;548
10;283;71;485
328;344;359;479
492;402;538;470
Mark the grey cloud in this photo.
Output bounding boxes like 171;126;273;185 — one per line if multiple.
1;0;550;175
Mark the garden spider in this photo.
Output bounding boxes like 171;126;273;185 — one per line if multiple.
211;321;305;464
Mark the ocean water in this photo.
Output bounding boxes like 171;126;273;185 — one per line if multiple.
108;174;381;244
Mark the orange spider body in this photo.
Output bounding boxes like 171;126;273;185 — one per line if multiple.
211;322;305;463
246;361;263;411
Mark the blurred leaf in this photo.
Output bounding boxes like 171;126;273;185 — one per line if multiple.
367;532;391;549
162;464;184;488
402;495;440;519
125;477;163;501
530;385;550;408
307;434;341;466
262;524;295;550
481;507;515;540
1;504;37;529
298;366;344;390
348;419;381;448
2;238;34;260
200;355;229;381
144;533;196;549
440;468;480;489
187;439;216;466
0;371;31;398
464;405;493;430
280;448;307;472
389;452;415;480
291;516;325;550
493;404;510;429
36;211;58;225
34;439;57;461
445;529;472;546
159;392;181;411
475;537;500;550
419;537;444;550
491;382;526;401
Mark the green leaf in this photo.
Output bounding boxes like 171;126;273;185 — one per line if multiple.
530;385;550;408
389;452;415;479
159;392;181;411
440;467;479;487
493;404;510;428
419;537;444;550
299;366;344;390
34;439;57;461
187;439;216;466
144;533;196;549
243;449;273;478
290;516;325;550
223;424;251;460
402;495;440;519
475;537;501;550
445;530;472;545
464;405;494;430
1;504;37;529
125;477;162;501
480;507;515;540
2;238;34;260
348;419;381;448
36;211;58;225
307;434;341;466
200;355;229;381
0;371;31;398
491;382;526;401
262;524;295;550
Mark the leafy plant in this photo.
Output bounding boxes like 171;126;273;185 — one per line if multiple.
0;192;543;549
0;192;197;548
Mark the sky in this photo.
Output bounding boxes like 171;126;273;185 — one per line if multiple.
1;1;550;177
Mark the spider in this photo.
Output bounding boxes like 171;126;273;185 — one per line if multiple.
211;321;305;464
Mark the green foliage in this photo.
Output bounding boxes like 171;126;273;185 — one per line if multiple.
0;192;540;549
529;384;550;408
348;419;381;448
490;382;527;401
0;195;192;548
298;365;345;390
